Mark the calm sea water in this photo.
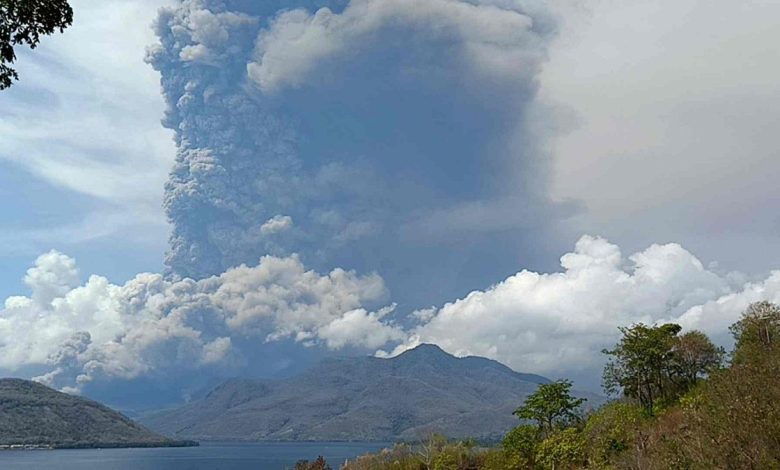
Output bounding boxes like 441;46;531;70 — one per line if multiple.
0;441;390;470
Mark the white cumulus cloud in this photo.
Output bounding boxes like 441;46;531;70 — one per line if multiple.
4;235;779;393
381;235;780;381
260;215;294;236
0;252;391;392
318;305;404;350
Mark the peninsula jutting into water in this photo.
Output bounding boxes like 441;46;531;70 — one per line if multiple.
0;378;196;450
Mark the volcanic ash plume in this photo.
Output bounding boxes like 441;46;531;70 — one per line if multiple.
147;0;564;306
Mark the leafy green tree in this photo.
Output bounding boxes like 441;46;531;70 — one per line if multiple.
730;300;780;364
602;323;683;412
501;424;541;469
1;0;73;89
604;323;723;414
583;401;648;467
514;380;586;435
671;330;724;385
536;428;586;470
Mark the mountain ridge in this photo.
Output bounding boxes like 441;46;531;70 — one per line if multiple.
143;344;601;441
0;378;196;449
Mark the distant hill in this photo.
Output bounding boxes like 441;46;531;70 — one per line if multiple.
0;378;195;449
143;344;602;441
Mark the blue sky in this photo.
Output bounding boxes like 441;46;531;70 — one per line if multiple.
0;0;174;299
1;0;779;402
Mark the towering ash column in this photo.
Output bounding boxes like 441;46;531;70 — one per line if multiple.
148;0;562;307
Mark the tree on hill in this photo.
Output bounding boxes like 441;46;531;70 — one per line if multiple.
514;380;586;435
602;323;681;412
634;302;780;468
535;427;586;470
1;0;73;89
730;300;780;364
602;323;721;413
500;425;540;469
671;330;724;384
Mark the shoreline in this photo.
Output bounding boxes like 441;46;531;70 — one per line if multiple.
0;440;199;451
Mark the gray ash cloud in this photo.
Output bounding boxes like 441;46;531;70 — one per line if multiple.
147;0;568;307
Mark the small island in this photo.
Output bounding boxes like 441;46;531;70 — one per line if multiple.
0;378;197;450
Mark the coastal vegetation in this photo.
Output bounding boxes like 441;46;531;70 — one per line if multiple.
0;378;194;449
311;301;780;469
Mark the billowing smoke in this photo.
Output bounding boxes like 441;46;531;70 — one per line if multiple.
148;0;564;307
1;251;394;393
2;236;778;395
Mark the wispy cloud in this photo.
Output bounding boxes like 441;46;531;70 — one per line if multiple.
0;0;175;241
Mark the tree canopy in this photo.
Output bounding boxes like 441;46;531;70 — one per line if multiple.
730;300;780;363
514;379;586;435
602;323;722;413
0;0;72;90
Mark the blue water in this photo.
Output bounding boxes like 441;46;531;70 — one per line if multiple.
0;441;390;469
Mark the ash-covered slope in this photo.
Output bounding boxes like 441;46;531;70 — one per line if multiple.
0;379;192;448
143;345;600;441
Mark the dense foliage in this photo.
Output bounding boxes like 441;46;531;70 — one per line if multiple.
602;323;723;413
513;380;586;434
327;301;780;469
0;0;72;89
